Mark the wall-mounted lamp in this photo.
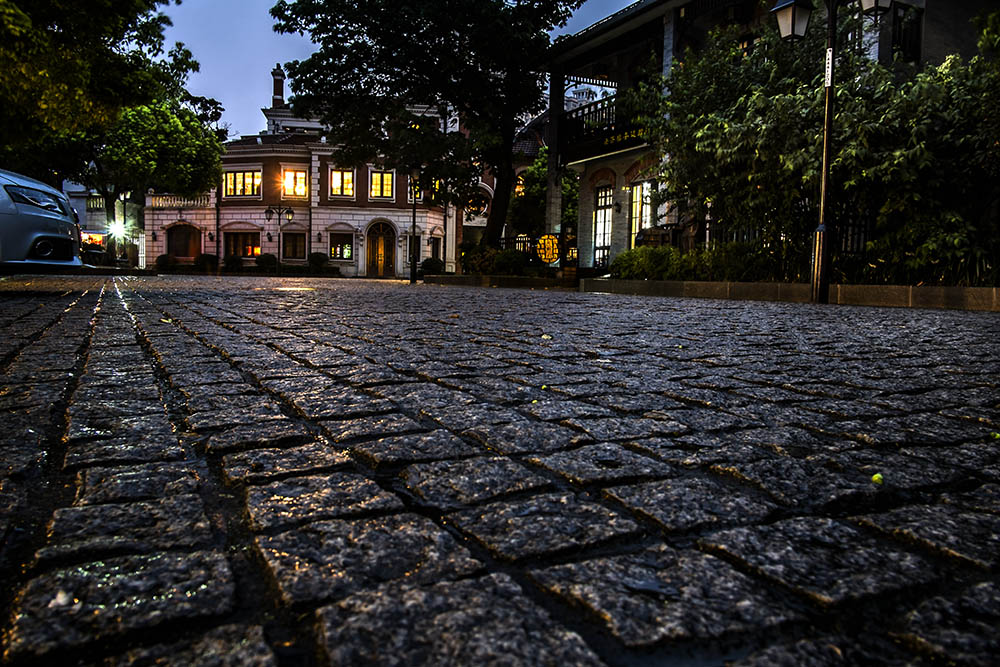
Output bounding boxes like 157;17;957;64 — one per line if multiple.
266;232;273;242
613;201;622;214
265;206;294;223
208;232;214;241
151;231;157;241
317;232;322;242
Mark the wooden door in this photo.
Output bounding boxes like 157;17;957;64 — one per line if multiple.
366;222;395;277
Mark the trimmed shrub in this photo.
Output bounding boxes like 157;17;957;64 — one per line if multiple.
193;253;219;273
308;252;329;270
492;249;528;275
154;254;178;272
421;257;445;275
223;254;242;272
255;253;278;270
461;245;498;275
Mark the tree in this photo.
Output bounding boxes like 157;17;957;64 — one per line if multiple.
629;10;1000;286
0;0;186;183
507;147;578;240
271;0;584;247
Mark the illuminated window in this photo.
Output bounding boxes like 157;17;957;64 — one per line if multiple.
370;170;394;200
629;181;653;249
283;169;308;198
330;233;353;260
224;231;261;258
593;186;613;268
330;168;354;197
514;173;526;197
282;232;306;259
223;171;261;197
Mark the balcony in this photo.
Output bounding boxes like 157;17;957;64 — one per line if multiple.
558;94;647;164
148;194;211;209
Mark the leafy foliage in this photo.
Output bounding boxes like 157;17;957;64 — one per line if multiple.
628;9;1000;286
271;0;584;247
507;146;578;239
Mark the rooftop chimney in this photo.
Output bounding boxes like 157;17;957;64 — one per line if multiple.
271;63;285;108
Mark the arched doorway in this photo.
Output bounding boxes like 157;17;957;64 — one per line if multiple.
166;224;201;259
366;222;396;277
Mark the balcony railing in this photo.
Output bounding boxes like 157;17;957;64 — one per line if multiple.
559;94;647;163
148;194;211;209
86;196;105;211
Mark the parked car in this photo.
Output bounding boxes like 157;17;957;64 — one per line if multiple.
0;169;82;268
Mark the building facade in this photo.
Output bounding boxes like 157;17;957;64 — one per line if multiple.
145;66;460;277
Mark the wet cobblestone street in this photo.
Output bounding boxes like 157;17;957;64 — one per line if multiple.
1;275;998;666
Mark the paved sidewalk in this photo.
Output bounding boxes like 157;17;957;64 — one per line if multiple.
1;275;998;666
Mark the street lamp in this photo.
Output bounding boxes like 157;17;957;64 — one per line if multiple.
265;206;294;223
410;167;420;284
771;0;892;304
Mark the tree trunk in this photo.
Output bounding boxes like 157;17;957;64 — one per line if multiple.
483;148;515;248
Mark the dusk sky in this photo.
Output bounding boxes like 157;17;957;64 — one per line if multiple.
163;0;635;138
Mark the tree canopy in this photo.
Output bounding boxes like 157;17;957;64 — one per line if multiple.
629;9;1000;286
271;0;584;246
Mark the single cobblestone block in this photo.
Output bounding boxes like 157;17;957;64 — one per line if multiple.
401;456;552;509
941;483;1000;515
729;637;862;666
372;383;476;411
104;623;277;666
701;517;938;606
74;462;204;505
711;456;876;510
465;420;591;454
66;411;174;443
255;514;482;605
903;443;1000;483
894;582;1000;667
606;476;776;533
814;449;965;492
530;544;798;647
590;392;686;415
63;434;186;471
352;429;482;468
650;408;764;433
291;387;395;420
0;441;44;479
322;413;424;444
853;504;1000;569
315;573;604;667
562;417;688;442
447;492;640;561
6;551;234;657
530;443;678;485
168;364;245;387
206;420;314;453
515;398;613;421
246;473;403;531
188;401;289;431
222;441;352;484
423;403;528;431
37;494;213;562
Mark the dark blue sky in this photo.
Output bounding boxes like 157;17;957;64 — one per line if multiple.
163;0;633;138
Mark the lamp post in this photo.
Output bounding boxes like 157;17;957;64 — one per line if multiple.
410;167;419;284
265;207;293;273
771;0;891;304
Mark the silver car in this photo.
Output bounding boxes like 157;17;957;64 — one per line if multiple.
0;168;82;268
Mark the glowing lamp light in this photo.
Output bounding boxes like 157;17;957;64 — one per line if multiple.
108;220;127;240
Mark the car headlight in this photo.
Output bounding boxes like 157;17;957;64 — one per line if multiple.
4;185;68;215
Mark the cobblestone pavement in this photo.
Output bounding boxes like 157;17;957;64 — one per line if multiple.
1;275;999;666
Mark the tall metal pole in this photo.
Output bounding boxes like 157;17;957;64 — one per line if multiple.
812;0;837;304
410;176;418;284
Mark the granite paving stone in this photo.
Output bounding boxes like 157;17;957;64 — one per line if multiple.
530;543;799;647
6;551;234;657
245;473;404;530
711;456;879;509
351;429;482;468
73;462;205;504
254;514;482;605
465;419;592;454
447;492;641;561
104;624;277;666
853;504;1000;569
894;582;1000;666
63;434;186;471
515;397;614;421
562;416;689;441
316;573;605;666
701;517;940;606
529;442;678;485
221;440;352;484
940;483;1000;514
606;476;777;533
205;419;314;453
37;494;214;562
322;413;424;443
401;456;553;509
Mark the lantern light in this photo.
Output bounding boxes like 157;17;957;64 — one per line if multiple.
770;0;814;41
